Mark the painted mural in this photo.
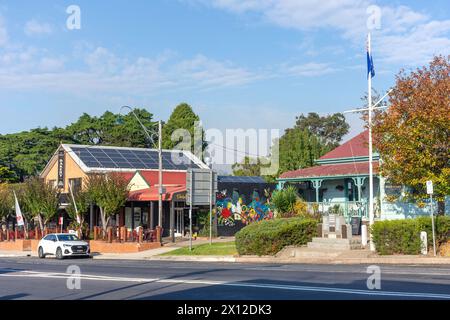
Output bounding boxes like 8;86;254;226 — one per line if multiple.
216;189;274;227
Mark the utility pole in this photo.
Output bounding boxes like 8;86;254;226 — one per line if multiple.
209;168;213;245
119;106;163;241
158;120;163;235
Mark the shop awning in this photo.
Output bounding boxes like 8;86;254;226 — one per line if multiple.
128;185;186;202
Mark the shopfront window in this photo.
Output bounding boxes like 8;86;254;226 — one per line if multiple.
125;207;132;230
134;207;142;228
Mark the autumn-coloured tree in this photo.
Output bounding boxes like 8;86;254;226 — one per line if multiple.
373;55;450;214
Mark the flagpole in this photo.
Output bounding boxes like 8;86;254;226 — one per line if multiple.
13;191;28;239
367;33;375;251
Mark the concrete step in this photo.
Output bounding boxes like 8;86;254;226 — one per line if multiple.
307;237;363;250
310;237;362;245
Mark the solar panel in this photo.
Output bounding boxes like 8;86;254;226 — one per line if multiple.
69;146;203;171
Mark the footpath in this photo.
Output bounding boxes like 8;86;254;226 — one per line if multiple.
1;238;449;265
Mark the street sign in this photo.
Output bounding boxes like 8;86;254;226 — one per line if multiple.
186;169;218;205
426;180;433;195
59;216;64;225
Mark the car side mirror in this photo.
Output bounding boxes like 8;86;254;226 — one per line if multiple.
53;239;57;242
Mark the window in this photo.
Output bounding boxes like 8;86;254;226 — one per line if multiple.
69;178;82;193
57;234;79;241
346;179;360;202
46;235;56;241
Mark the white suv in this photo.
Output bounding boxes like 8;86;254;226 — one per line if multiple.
38;233;90;259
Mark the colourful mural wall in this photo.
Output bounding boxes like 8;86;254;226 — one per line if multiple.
216;189;274;227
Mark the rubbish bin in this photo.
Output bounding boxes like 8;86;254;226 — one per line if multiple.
351;217;362;235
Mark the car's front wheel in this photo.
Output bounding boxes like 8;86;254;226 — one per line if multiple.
55;247;64;260
38;247;45;259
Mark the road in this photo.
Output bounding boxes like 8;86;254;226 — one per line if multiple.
0;257;449;300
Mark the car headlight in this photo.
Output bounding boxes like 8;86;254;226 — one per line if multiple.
63;244;72;247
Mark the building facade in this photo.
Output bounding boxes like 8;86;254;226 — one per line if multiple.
40;144;210;238
277;131;448;222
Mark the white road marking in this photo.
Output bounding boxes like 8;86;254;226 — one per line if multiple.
1;270;450;299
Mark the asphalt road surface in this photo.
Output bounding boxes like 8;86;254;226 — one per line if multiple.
0;257;449;300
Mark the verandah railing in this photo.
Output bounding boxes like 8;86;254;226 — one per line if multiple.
306;201;368;223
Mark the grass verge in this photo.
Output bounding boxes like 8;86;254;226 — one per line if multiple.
160;241;237;256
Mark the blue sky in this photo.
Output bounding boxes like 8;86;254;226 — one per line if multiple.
0;0;448;144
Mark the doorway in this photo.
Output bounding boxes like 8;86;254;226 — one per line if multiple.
175;208;185;237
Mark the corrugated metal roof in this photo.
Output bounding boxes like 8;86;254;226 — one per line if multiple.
319;130;369;160
279;161;379;179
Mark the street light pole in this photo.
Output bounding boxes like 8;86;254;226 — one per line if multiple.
158;120;163;232
120;106;163;240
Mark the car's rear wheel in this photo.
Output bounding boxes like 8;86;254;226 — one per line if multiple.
56;247;64;260
38;247;45;259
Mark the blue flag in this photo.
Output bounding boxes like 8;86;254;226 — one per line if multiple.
367;40;375;78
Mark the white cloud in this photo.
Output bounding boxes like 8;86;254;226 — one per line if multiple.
375;20;450;66
0;16;8;46
192;0;450;67
39;57;64;72
24;19;52;36
283;62;336;77
0;46;261;95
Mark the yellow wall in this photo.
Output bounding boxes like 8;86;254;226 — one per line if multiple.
128;173;150;191
43;151;87;193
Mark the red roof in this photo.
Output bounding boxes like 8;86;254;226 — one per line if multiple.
128;185;186;201
115;172;136;183
136;171;187;186
279;161;379;179
319;130;369;160
127;170;187;202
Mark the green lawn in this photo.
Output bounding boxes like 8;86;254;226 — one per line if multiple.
161;241;237;256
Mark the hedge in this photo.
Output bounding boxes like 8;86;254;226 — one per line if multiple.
371;216;450;255
235;218;318;256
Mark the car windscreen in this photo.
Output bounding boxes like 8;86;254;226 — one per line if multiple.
56;234;80;242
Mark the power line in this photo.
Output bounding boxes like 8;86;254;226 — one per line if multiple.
208;142;271;159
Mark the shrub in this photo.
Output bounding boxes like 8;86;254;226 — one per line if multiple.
198;210;218;237
271;186;298;217
293;199;321;220
371;216;450;255
235;217;318;256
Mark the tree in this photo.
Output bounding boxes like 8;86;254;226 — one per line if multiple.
21;177;59;230
0;128;70;181
295;112;349;148
232;156;275;182
373;55;450;214
0;108;157;182
0;167;17;183
278;128;333;174
85;173;129;234
162;103;207;156
66;188;90;238
231;112;349;179
232;157;264;177
66;109;157;148
0;184;13;223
